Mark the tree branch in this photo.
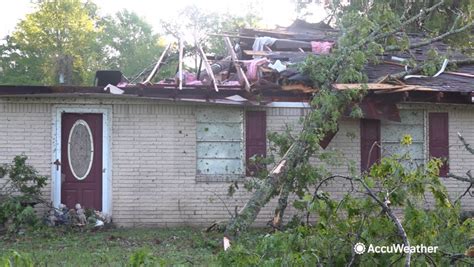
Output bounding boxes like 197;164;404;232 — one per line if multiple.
386;20;474;51
311;174;411;266
447;172;472;183
455;183;473;203
374;0;445;41
456;132;474;155
358;179;411;267
384;58;474;81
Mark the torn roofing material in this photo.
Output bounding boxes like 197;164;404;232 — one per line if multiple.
2;20;473;108
95;19;473;98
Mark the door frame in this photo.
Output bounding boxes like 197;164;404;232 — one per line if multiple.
51;105;112;215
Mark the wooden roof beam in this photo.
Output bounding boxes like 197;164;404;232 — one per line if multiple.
143;42;171;84
197;43;219;92
224;37;251;92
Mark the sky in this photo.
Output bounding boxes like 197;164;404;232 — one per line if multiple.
0;0;326;38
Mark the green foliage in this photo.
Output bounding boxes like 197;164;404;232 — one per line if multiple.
0;250;33;267
0;1;168;86
98;10;166;80
129;248;166;267
0;155;47;233
220;152;474;265
0;0;101;85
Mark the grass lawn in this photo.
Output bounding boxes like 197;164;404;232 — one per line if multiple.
0;226;257;266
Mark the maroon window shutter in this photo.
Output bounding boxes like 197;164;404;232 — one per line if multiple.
246;111;266;176
360;119;381;172
429;113;449;176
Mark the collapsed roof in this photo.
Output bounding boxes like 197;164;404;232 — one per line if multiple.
1;20;473;110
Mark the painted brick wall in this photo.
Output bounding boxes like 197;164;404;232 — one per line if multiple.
446;108;474;210
396;103;474;210
0;98;472;227
0;101;52;210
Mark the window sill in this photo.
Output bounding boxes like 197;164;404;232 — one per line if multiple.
196;174;245;183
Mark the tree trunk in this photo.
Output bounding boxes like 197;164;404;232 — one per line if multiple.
270;182;292;229
224;91;352;237
224;142;306;237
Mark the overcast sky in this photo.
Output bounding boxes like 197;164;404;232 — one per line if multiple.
0;0;328;38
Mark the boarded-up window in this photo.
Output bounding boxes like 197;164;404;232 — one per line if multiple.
196;108;244;178
429;113;449;176
246;111;266;176
381;110;425;166
360;119;380;172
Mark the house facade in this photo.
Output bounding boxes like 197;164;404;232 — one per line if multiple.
0;87;472;226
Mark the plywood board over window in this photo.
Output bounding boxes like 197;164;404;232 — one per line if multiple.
381;110;425;167
196;107;244;181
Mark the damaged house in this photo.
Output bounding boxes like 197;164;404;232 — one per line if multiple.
0;21;473;226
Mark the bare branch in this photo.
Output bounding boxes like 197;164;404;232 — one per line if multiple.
347;215;367;267
312;175;355;203
358;179;411;267
447;172;472;183
201;187;235;218
455;183;473;203
312;174;411;266
456;132;474;155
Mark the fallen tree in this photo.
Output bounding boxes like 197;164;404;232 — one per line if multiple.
224;0;474;246
219;149;474;265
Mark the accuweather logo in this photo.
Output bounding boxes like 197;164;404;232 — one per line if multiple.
353;243;438;254
354;243;366;254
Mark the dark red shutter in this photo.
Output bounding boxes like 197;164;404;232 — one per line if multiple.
429;113;449;176
319;128;338;149
246;111;266;176
360;119;381;172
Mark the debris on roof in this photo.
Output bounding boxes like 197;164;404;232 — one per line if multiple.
105;19;473;98
2;20;473;107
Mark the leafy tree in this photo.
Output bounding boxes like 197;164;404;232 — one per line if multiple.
0;0;101;85
160;5;261;75
98;10;165;80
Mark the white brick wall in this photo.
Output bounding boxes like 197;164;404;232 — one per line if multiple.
0;98;472;227
0;101;52;209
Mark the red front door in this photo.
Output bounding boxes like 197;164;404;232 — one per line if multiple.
61;113;103;210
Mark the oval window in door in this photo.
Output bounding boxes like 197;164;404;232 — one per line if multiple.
68;119;94;180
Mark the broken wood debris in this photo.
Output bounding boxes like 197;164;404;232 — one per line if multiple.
143;42;171;84
197;43;219;92
224;37;251;91
117;19;474;98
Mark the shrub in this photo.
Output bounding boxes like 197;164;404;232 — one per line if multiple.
0;155;47;233
0;250;33;267
129;248;166;267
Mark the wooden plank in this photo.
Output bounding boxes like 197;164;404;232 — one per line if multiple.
143;42;171;84
273;39;311;50
243;50;269;57
444;71;474;78
243;50;313;57
281;84;316;93
197;43;219;92
224;37;251;91
178;38;184;90
375;86;439;94
332;83;404;90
